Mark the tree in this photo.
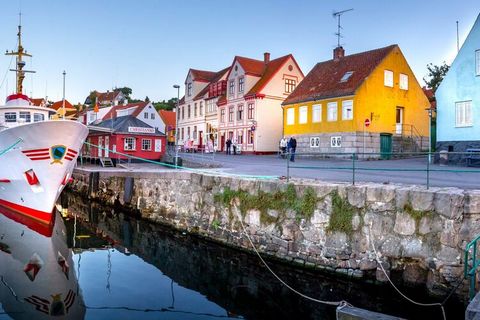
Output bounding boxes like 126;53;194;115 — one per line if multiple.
423;62;450;93
114;86;133;100
145;96;150;102
153;98;177;111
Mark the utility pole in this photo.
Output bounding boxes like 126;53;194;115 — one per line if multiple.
456;21;460;52
333;8;353;47
62;70;66;120
173;84;180;168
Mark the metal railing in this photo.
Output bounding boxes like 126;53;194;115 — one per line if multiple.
284;151;480;189
465;235;480;301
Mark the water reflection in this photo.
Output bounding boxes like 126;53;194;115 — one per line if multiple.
0;192;465;320
0;207;85;319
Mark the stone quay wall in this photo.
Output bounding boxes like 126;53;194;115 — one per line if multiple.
70;168;477;299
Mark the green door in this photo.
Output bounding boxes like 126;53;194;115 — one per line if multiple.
380;133;392;160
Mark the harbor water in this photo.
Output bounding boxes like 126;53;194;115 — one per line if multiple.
0;191;465;319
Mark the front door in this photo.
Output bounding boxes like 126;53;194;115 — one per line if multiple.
220;135;225;152
105;136;110;158
199;131;203;148
396;107;403;134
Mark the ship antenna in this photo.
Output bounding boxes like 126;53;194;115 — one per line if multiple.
5;12;35;95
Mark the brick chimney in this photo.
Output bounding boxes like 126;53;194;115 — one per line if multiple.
264;52;270;64
333;46;345;60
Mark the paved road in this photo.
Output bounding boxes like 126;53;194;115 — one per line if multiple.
177;152;480;189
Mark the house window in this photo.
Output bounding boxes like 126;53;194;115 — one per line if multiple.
124;137;136;151
331;136;342;148
399;74;409;90
384;70;394;87
34;113;44;122
199;102;203;116
150;113;155;119
340;71;354;83
194;103;197;117
327;102;338;121
193;126;197;139
187;127;190;139
182;107;185;120
310;137;320;148
220;108;225;123
342;100;353;120
237;105;244;121
229;106;234;122
142;139;152;151
5;112;16;122
473;49;480;76
237;130;243;144
238;77;244;93
19;111;31;123
248;103;254;119
299;106;308;124
312;104;321;122
455;101;472;127
187;105;191;118
247;129;254;144
286;108;295;125
181;128;184;140
187;83;192;96
229;80;235;96
285;79;296;93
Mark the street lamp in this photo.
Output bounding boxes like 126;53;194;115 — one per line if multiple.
62;70;66;120
173;84;180;168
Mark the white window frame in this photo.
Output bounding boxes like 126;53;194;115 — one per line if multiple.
312;104;321;123
19;111;31;123
399;73;409;90
342;100;353;120
310;137;320;148
476;50;480;76
455;101;473;127
144;112;148;119
327;102;338;121
331;136;342;148
124;137;136;151
141;138;152;151
286;108;295;125
299;106;308;124
4;112;16;122
229;80;235;96
384;70;394;87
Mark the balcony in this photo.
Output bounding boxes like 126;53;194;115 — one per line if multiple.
208;80;227;98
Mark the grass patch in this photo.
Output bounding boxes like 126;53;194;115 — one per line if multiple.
326;191;356;235
213;184;318;225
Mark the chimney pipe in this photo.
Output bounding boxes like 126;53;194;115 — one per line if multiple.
333;46;345;60
264;52;270;64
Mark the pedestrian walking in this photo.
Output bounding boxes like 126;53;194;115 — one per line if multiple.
226;138;232;155
279;137;287;158
232;138;237;155
288;136;297;162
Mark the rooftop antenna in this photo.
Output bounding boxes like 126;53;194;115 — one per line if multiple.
333;8;353;47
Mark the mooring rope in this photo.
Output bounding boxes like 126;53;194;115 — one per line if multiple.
234;205;350;307
83;141;278;180
367;223;447;320
0;138;23;157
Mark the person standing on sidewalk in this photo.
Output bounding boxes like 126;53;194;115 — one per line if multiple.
226;138;232;155
288;136;297;162
279;136;288;158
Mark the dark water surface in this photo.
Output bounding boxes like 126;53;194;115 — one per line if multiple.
0;192;466;319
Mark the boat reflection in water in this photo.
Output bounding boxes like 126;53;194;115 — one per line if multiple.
0;207;85;319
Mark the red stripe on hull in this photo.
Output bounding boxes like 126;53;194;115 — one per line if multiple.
67;149;78;155
29;156;51;160
0;198;53;226
0;201;54;237
0;179;10;183
65;157;74;161
22;148;49;153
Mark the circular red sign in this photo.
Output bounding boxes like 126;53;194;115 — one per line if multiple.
364;119;370;127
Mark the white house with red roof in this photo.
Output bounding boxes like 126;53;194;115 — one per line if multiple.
102;101;166;132
218;52;304;153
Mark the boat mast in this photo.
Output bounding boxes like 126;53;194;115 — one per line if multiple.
5;13;35;95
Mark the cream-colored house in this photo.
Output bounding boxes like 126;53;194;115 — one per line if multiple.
218;52;304;153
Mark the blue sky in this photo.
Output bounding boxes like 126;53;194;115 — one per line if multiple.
0;0;478;104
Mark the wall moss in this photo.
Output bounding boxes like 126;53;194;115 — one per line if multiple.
327;191;357;235
213;184;318;225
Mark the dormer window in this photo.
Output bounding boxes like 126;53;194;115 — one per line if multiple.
229;80;235;96
238;77;244;93
340;71;354;83
187;83;192;96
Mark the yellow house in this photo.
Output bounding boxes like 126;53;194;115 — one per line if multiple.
282;45;430;155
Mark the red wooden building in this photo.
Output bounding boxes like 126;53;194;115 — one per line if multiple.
85;115;166;162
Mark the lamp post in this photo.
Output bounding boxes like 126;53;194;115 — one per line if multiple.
426;107;433;164
62;70;66;120
173;84;180;168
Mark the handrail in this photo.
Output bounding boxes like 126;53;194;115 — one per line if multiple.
465;235;480;300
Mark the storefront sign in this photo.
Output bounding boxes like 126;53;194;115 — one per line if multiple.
128;127;155;134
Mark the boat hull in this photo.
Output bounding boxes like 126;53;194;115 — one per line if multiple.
0;120;88;224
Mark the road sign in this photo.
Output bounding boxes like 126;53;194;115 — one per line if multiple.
364;119;370;127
